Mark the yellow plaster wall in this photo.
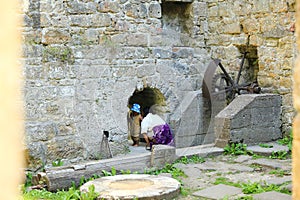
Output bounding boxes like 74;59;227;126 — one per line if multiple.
0;0;24;199
294;1;300;199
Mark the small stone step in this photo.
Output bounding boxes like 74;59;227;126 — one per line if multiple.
176;143;224;158
192;184;243;199
265;176;292;185
247;142;289;156
252;191;291;200
248;158;286;169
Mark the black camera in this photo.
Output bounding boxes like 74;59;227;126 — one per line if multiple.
103;130;109;138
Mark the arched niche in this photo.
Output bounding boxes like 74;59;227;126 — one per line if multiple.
128;87;166;115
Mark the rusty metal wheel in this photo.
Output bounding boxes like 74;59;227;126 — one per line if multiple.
211;73;235;104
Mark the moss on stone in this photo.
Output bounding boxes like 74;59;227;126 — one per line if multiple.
42;46;74;64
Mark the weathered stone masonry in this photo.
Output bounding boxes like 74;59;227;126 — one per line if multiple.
21;0;296;168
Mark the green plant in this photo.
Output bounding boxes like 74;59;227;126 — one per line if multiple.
101;170;112;176
224;143;252;156
236;196;254;200
214;178;291;195
259;143;273;148
214;177;240;187
252;153;264;159
269;151;290;160
241;181;265;194
278;130;293;152
22;188;57;200
22;185;99;200
111;166;117;176
101;166;117;177
145;162;187;195
146;163;186;179
269;169;289;177
222;196;229;200
56;187;81;200
241;181;289;194
120;169;131;174
180;187;191;196
79;176;87;186
176;155;205;164
80;185;99;200
249;164;263;171
52;159;64;167
25;172;33;187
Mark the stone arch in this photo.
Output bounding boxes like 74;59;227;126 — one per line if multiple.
128;87;167;116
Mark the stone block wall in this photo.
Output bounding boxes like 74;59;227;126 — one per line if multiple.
21;0;296;167
22;0;209;168
169;91;204;148
215;94;282;147
205;0;296;135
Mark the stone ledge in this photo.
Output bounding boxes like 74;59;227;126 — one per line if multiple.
176;143;224;158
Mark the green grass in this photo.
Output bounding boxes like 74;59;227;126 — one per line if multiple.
269;169;290;177
22;185;98;200
214;177;291;195
22;157;191;200
21;167;119;200
175;155;205;164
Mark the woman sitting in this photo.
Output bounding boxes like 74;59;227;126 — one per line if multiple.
141;107;174;150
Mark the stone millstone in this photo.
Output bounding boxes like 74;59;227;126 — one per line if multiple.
80;174;181;200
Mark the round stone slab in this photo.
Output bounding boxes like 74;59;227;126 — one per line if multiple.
80;174;181;200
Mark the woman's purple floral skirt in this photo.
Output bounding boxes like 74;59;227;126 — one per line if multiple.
152;123;175;147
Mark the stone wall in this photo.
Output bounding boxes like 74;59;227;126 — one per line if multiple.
205;0;296;135
21;0;296;167
214;94;282;147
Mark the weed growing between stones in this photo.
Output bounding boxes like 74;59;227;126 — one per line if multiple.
52;159;64;167
269;150;290;159
175;155;205;164
269;169;290;177
277;129;293;152
234;196;254;200
223;143;253;156
214;177;291;195
258;143;273;148
145;163;187;180
224;137;292;160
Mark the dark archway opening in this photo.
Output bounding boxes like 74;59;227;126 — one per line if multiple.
128;87;166;113
127;87;167;144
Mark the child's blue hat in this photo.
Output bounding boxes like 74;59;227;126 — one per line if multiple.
131;103;141;113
